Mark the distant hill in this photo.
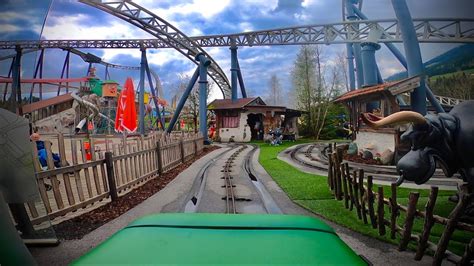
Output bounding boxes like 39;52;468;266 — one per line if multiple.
386;44;474;81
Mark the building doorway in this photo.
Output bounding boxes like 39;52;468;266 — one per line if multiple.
247;113;264;140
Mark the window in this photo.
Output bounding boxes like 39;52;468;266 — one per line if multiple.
221;116;239;128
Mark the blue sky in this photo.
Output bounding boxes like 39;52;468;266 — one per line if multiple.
1;0;473;103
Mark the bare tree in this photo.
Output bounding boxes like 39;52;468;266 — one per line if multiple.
267;74;283;105
292;45;345;139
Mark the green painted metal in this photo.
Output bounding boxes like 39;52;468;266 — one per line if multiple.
74;213;366;265
88;78;102;96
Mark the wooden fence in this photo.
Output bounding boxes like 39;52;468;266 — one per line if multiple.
327;144;474;265
23;132;204;225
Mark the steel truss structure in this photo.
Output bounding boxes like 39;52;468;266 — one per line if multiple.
78;0;231;98
1;18;473;51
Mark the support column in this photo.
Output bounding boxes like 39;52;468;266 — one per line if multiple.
236;60;247;98
361;42;381;111
346;44;356;91
391;0;426;115
196;53;211;143
166;67;200;133
345;0;358;90
139;48;146;135
11;46;22;114
230;44;239;101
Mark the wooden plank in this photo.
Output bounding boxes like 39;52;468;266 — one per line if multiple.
26;201;39;218
346;164;355;211
415;186;438;261
80;139;93;198
117;144;126;186
390;183;398;239
71;139;85;202
377;186;386;236
89;138;102;195
367;175;377;229
136;139;143;178
352;170;362;219
433;185;471;264
105;152;118;201
341;163;349;209
399;192;420;251
53;136;73;205
459;239;474;266
157;140;163;175
327;149;333;190
132;146;140;181
44;141;64;210
123;143;132;184
358;169;368;224
31;192;109;225
98;152;108;192
37;179;52;213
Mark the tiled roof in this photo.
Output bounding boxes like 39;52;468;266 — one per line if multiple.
333;81;397;103
208;97;258;110
334;77;420;103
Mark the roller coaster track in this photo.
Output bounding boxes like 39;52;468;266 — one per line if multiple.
1;18;473;51
78;0;231;98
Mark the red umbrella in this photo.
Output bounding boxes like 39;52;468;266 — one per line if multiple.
115;77;137;133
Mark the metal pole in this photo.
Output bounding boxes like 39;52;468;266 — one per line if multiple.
139;48;146;135
361;42;381;111
230;43;238;101
3;59;14;102
344;0;357;91
144;61;164;130
391;0;427;115
166;67;200;133
197;53;211;143
57;50;69;96
345;1;364;88
236;60;247;98
11;46;22;114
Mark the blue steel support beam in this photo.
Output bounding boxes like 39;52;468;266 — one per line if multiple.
236;60;247;98
352;4;443;111
391;0;426;115
344;0;357;90
57;51;70;96
139;48;146;134
166;67;200;133
11;46;22;114
361;42;381;111
2;59;14;102
345;0;364;88
144;62;164;130
230;45;238;101
346;43;356;91
197;53;211;143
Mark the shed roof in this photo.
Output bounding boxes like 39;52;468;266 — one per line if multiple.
208;97;264;110
333;76;421;103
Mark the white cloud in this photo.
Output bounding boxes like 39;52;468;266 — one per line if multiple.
42;14;153;40
146;0;231;20
0;24;22;33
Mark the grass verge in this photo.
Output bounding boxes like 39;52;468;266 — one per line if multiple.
255;140;472;256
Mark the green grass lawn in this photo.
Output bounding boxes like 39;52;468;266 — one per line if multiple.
255;140;472;256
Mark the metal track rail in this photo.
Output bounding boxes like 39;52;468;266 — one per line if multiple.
222;145;246;214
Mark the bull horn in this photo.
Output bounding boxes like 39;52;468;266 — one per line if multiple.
360;111;427;129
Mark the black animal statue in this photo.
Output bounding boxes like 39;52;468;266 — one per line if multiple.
361;101;474;215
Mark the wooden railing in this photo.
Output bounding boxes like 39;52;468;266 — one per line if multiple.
25;132;204;225
327;144;474;265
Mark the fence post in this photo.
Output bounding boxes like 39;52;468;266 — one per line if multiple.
433;185;470;264
105;152;118;201
377;186;386;236
341;163;349;208
180;135;185;163
194;137;198;156
358;169;368;224
367;175;377;229
390;183;398;239
399;192;420;251
415;186;438;261
460;239;474;266
352;170;362;219
156;141;163;175
327;145;333;189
